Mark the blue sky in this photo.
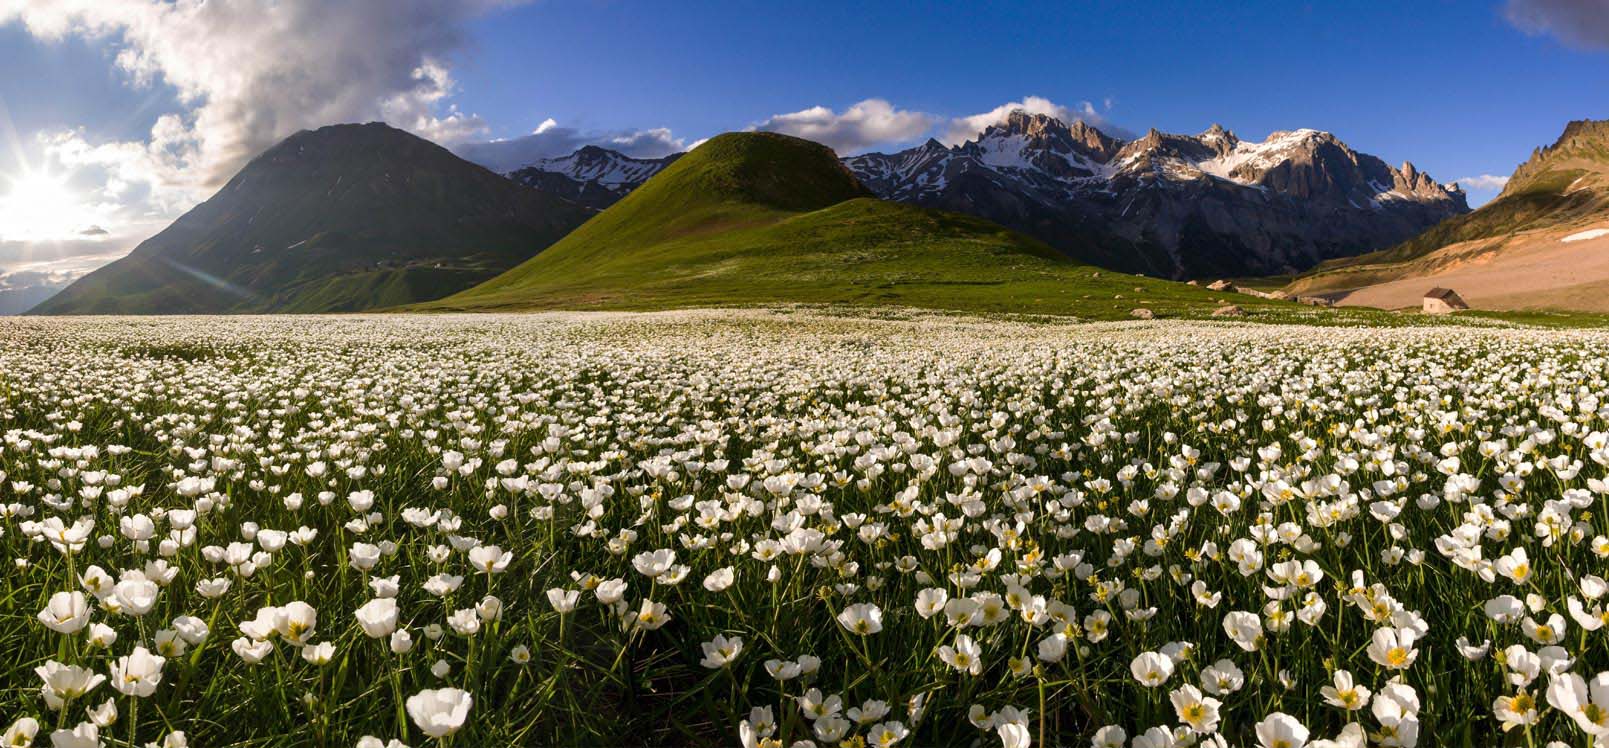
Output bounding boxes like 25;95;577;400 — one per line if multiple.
451;0;1601;193
0;0;1604;301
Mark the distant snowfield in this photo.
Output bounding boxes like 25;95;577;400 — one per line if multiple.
1563;228;1609;243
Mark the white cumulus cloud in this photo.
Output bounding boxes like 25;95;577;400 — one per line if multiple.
1456;174;1511;191
751;99;939;154
1;0;521;206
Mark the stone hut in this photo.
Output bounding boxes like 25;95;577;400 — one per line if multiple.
1422;287;1469;314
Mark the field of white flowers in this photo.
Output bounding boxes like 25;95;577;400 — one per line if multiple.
5;311;1609;748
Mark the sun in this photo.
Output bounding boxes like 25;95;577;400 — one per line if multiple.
0;169;93;241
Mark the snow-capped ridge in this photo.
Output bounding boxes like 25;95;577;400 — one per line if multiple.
841;110;1468;278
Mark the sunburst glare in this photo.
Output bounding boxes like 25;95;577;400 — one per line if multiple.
0;169;93;242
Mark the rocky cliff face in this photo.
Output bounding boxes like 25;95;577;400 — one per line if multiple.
1502;119;1609;198
843;112;1469;278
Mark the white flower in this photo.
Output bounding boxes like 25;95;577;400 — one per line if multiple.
634;599;671;630
1367;627;1418;670
702;568;735;593
1320;670;1370;711
632;549;676;578
110;646;165;698
113;579;159;617
232;637;273;664
1495;547;1532;584
1129;651;1174;687
915;588;948;619
355;598;399;639
468;545;511;574
37;591;91;634
546;588;580;614
86;697;117;728
1547;672;1609;737
866;720;908;747
595;579;628;604
1254;712;1309;748
997;720;1031;748
302;641;336;666
406;687;472;738
447;608;480;637
699;634;744;669
1222;611;1263;652
2;717;40;748
1036;633;1067;663
1170;684;1221;733
837;603;883;635
34;660;106;706
938;634;982;675
274;601;318;646
47;722;99;748
509;645;532;665
1091;725;1126;748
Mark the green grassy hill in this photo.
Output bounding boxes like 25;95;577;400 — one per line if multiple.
422;132;1288;319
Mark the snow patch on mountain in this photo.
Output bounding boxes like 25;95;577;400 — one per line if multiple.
1563;228;1609;243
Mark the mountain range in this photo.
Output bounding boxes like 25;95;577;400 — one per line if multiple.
33;112;1603;319
494;112;1468;278
845;113;1467;277
419;131;1262;319
34;123;591;314
1284;119;1609;311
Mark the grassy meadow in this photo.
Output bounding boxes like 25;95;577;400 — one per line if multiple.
5;311;1609;747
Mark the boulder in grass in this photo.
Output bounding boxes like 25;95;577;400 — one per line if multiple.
1212;304;1245;317
1130;308;1155;320
1206;280;1236;292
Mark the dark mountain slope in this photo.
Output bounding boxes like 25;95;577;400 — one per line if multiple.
34;122;593;314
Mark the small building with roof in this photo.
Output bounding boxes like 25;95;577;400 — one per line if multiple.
1422;287;1468;314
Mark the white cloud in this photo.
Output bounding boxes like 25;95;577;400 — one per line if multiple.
3;1;519;198
1505;0;1609;51
0;234;141;313
751;99;938;154
942;95;1132;145
455;119;688;174
1456;174;1511;191
0;0;523;287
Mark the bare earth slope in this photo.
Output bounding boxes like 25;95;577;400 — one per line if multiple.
1284;119;1609;311
1288;223;1609;311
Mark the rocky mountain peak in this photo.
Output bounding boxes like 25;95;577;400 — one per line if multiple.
570;144;615;160
999;110;1070;140
1557;119;1609;147
1198;123;1239;156
1502;118;1609;198
967;111;1128;163
1066;120;1125;162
